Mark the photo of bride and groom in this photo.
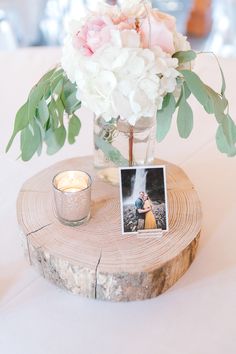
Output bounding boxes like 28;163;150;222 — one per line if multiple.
135;191;158;231
120;166;168;234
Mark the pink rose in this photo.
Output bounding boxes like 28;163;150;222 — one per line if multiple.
73;16;113;56
140;10;176;54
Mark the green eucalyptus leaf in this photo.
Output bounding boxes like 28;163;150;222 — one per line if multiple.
45;125;66;155
63;91;81;115
184;82;191;100
210;54;226;97
6;103;29;152
40;67;63;100
38;67;57;85
53;78;63;97
68;115;81;144
94;135;128;166
219;64;226;96
20;120;41;161
6;66;81;161
38;67;63;92
156;93;176;142
56;98;65;125
180;70;214;113
216;125;229;154
61;79;81;114
205;85;226;122
222;96;229;111
61;80;77;104
62;79;76;96
27;81;48;120
216;124;236;157
49;99;60;129
177;88;194;138
32;68;56;100
181;69;229;120
38;98;49;126
176;82;191;108
48;98;65;128
173;50;197;64
35;111;46;141
35;120;43;156
50;68;64;85
45;118;51;131
175;89;183;108
222;114;236;147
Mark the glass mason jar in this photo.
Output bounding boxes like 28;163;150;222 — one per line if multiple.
94;115;156;172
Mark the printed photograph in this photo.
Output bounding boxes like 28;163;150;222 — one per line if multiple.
120;166;168;234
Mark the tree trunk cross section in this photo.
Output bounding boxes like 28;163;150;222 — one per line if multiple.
17;157;202;302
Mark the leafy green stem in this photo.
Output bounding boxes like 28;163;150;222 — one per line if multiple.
6;66;82;161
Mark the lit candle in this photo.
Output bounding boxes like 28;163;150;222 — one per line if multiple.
56;171;89;192
52;170;92;226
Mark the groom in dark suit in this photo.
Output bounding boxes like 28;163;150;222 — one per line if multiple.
135;191;151;230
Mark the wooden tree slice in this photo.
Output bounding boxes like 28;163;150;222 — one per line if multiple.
17;156;202;302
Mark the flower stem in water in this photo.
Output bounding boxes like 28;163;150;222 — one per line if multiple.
129;126;134;166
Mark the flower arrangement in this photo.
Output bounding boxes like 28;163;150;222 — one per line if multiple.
6;0;236;163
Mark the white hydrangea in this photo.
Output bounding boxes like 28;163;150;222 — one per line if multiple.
174;32;191;52
62;29;178;125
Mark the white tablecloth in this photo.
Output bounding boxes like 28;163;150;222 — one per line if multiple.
0;47;236;354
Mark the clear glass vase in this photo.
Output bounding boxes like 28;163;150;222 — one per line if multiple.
94;116;156;183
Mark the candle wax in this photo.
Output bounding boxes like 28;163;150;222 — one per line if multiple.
57;177;88;192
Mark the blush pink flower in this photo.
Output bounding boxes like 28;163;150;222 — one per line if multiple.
116;19;136;31
73;16;113;56
152;10;176;32
140;10;176;54
110;13;137;33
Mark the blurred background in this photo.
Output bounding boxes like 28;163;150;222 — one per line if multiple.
0;0;235;57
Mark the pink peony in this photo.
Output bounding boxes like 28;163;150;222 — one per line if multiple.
73;16;113;56
140;10;176;54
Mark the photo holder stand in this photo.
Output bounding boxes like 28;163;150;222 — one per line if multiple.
137;228;164;239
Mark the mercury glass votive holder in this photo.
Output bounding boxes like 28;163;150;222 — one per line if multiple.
52;170;92;227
